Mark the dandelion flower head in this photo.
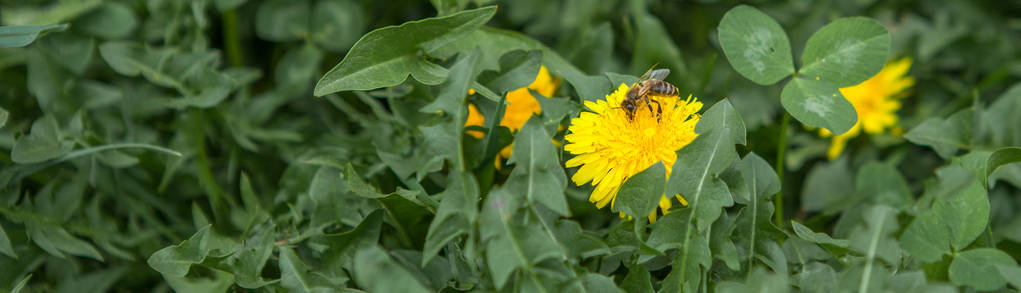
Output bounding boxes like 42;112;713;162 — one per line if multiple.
821;58;914;159
466;66;560;159
564;83;702;221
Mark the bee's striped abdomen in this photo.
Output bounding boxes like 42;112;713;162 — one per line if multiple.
646;80;678;96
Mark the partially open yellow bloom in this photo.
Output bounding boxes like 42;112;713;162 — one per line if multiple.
821;58;914;159
465;66;560;160
564;83;702;222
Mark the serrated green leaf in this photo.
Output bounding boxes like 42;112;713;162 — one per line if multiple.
11;115;74;164
432;27;611;101
717;5;795;85
759;240;787;275
314;7;496;95
419;122;460;168
226;229;276;289
480;187;565;290
613;162;666;220
279;247;340;292
665;128;736;232
736;152;780;204
781;77;857;135
421;48;480;114
948;248;1014;291
696;99;747;146
710;211;740;271
148;226;211;277
422;172;479;266
506;117;569;215
353;246;431;293
621;263;654;293
658;230;710;293
551;219;610;259
0;24;67;48
478;50;541;94
322;210;384;270
904;109;973;159
799;17;890;87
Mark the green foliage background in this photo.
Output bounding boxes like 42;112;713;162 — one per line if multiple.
1;0;1020;292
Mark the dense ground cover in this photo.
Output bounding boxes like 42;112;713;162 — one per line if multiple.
1;0;1020;292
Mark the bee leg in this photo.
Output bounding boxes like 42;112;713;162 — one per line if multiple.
643;95;655;115
650;100;663;122
644;95;663;121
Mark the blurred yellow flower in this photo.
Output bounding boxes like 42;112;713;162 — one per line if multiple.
465;66;560;160
821;58;914;159
564;83;702;222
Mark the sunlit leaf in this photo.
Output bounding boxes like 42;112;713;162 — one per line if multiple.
780;77;857;135
798;17;890;87
717;5;794;86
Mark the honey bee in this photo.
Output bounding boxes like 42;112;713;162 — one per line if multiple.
621;68;678;122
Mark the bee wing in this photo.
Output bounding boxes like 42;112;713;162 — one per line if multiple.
646;69;670;80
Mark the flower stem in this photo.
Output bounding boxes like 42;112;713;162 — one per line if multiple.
774;112;789;227
222;9;243;67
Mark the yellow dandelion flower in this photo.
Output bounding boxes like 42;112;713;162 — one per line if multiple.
465;66;561;159
821;58;914;159
564;83;703;222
